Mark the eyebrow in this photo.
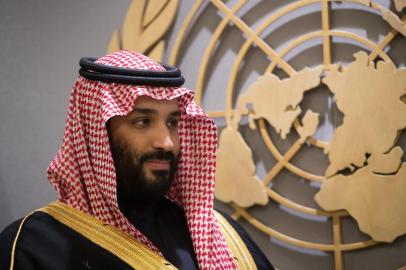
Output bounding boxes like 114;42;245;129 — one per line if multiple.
132;108;180;117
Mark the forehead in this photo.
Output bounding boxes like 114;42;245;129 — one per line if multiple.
132;95;180;112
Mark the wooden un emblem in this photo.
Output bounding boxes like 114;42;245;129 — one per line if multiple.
109;1;406;269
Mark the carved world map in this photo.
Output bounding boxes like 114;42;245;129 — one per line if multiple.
215;51;406;242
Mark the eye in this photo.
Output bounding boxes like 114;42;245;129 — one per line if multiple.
130;118;151;128
167;118;179;129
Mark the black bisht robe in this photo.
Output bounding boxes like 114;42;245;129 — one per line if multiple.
0;198;274;270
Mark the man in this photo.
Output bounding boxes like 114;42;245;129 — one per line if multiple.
0;51;273;269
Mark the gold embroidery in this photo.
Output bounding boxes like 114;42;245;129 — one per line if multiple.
215;211;258;270
39;202;177;270
10;212;35;270
15;202;257;269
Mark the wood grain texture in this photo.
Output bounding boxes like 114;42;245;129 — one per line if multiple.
316;52;406;242
107;0;179;61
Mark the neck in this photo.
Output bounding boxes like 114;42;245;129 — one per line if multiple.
118;195;165;216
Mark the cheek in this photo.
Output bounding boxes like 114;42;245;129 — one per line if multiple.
128;149;141;165
114;136;145;165
124;134;148;154
173;134;181;156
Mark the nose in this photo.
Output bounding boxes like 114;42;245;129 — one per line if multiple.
151;124;175;152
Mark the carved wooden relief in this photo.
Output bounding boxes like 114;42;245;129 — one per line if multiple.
315;51;406;242
110;1;406;269
107;0;179;61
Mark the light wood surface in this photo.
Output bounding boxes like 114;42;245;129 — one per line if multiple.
112;1;406;269
107;0;179;61
316;51;406;242
316;148;406;242
215;127;269;207
322;51;406;178
166;2;405;269
378;5;406;36
232;66;323;139
230;203;377;251
395;0;406;11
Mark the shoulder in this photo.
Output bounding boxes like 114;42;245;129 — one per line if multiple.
0;218;24;269
0;207;134;270
215;210;275;270
0;211;57;270
0;218;24;247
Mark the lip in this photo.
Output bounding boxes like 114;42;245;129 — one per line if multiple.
144;159;170;170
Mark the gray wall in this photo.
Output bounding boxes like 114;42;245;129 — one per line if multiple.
1;1;405;269
0;0;131;227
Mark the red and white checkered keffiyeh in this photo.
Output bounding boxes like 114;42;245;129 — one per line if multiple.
47;50;236;269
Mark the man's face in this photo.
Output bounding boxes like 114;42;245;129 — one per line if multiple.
108;96;181;209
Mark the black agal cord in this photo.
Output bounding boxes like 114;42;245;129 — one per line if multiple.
79;57;185;87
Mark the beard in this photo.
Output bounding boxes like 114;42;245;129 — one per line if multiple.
110;139;178;211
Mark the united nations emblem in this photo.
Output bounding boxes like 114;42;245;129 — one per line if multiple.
109;1;406;269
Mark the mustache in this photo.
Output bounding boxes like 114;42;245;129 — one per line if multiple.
139;150;176;164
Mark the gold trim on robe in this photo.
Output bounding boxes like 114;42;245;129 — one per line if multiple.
11;201;258;269
214;210;258;270
39;202;177;269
